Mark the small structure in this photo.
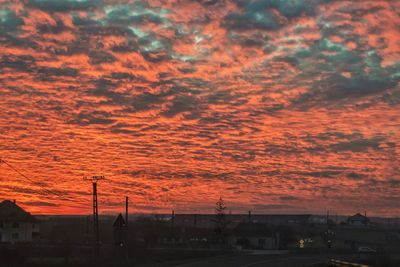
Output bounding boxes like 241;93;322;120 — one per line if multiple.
347;213;370;227
113;213;127;247
0;200;40;243
227;222;275;249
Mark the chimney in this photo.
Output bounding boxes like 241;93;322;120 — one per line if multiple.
248;210;252;223
13;199;16;204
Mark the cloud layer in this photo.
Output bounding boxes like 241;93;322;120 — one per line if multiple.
0;0;399;215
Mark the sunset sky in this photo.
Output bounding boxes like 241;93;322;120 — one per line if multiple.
0;0;399;216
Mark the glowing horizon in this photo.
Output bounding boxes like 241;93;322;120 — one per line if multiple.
0;0;399;216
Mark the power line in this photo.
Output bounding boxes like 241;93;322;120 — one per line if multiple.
0;157;63;197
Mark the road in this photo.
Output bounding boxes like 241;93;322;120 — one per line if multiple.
140;252;362;267
174;254;334;267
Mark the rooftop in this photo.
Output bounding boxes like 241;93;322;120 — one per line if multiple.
0;200;37;222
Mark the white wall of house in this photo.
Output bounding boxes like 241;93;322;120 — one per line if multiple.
0;221;40;243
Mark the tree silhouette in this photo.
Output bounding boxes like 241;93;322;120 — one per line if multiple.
212;197;228;247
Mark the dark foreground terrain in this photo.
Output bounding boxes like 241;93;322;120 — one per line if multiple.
137;251;400;267
1;245;400;267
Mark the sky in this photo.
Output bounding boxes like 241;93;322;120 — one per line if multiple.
0;0;399;216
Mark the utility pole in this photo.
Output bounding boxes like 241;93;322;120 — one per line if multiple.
326;210;330;225
125;196;129;227
171;210;175;245
193;214;197;229
84;175;105;258
125;196;129;261
171;210;175;229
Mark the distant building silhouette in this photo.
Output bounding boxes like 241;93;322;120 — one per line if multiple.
173;214;326;229
0;200;40;243
347;213;370;227
227;222;275;249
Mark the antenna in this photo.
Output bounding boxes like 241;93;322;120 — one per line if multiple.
171;210;175;245
83;175;105;258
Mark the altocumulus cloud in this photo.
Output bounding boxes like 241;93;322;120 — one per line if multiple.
0;0;399;216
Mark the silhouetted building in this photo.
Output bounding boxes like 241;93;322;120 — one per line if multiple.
173;214;321;229
347;213;370;227
0;200;40;243
227;222;276;249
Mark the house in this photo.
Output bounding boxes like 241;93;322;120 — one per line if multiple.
0;200;40;243
227;222;276;250
347;213;370;227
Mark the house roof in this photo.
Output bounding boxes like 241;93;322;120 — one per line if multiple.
0;200;38;222
349;213;367;219
230;222;273;237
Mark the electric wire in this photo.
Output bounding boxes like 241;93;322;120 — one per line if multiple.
0;157;63;197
